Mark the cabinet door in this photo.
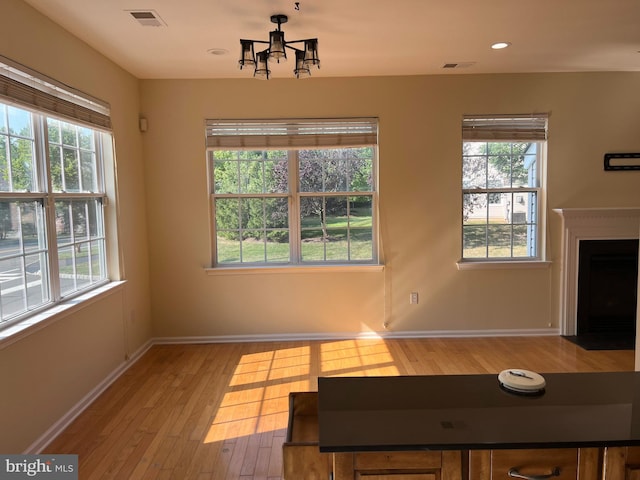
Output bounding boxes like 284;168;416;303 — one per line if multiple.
604;447;640;480
333;451;462;480
358;475;436;480
470;449;583;480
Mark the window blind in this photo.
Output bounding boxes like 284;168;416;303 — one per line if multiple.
206;118;378;149
462;114;548;142
0;55;111;130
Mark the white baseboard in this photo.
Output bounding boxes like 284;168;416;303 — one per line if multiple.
153;327;560;345
29;327;559;453
26;339;153;454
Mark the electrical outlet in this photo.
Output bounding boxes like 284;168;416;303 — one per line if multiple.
410;292;419;304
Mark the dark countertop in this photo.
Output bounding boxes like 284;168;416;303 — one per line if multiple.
318;371;640;452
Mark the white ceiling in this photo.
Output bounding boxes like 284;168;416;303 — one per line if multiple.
21;0;640;80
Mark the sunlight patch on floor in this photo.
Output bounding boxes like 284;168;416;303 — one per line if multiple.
320;339;399;377
204;345;311;443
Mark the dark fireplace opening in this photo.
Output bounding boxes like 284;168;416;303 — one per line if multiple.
575;239;638;348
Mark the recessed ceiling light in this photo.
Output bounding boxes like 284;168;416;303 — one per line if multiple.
491;42;512;50
207;48;229;56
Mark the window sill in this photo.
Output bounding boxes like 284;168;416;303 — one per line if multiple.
456;260;552;271
0;281;126;350
205;264;385;275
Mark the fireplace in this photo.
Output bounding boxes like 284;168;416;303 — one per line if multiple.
555;208;640;337
576;239;638;336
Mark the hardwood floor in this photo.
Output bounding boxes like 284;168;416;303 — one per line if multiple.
44;336;635;479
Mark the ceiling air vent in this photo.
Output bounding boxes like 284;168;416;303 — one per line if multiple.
442;62;476;69
127;10;167;27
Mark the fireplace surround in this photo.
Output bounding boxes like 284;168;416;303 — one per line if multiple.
554;208;640;336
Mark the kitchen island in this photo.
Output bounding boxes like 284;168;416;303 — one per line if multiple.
315;372;640;480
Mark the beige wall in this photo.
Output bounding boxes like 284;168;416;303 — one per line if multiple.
1;0;151;452
140;74;640;338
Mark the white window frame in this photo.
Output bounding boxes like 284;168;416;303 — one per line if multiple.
0;56;117;335
206;118;379;269
459;114;548;267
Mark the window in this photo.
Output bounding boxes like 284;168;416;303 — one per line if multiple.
207;119;378;267
0;56;113;328
461;114;547;261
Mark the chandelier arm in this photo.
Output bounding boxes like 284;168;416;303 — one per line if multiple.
284;44;304;53
241;39;270;45
283;39;318;45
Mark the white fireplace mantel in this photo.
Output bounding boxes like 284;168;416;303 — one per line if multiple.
554;207;640;336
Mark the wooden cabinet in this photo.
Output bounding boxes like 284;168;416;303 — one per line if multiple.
603;447;640;480
469;448;601;480
333;450;462;480
355;475;437;480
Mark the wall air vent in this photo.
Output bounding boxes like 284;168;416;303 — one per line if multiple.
442;62;476;69
127;10;167;27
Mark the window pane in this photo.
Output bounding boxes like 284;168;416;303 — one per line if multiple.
462;154;487;189
63;147;80;192
90;241;105;280
25;252;49;309
55;198;106;296
20;201;47;253
512;225;529;258
0;200;50;321
324;157;348;192
214;157;239;194
350;148;374;192
463;225;487;258
56;201;73;247
487;225;513;257
48;119;99;194
0;257;27;319
239;161;264;194
215;196;289;265
301;229;324;261
350;196;373;260
325;229;349;260
78;126;94;150
264;198;288;230
351;229;373;260
50;144;63;191
299;148;374;194
241;230;265;263
213;151;288;195
74;245;91;290
300;196;323;228
242;198;265;229
326;196;347;223
0;200;46;257
9;137;35;191
8;106;32;137
299;156;323;192
0;107;36;192
463;193;487;225
215;198;239;231
81;150;97;191
58;245;75;296
217;234;240;264
264;155;288;194
266;231;289;262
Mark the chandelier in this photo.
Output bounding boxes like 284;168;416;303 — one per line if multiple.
238;14;320;79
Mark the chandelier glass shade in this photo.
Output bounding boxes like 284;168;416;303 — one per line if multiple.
239;14;320;79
